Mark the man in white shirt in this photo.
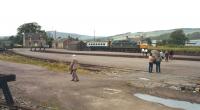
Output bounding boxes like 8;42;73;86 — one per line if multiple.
141;48;145;56
144;49;148;57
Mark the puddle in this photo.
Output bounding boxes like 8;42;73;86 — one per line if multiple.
103;88;122;94
139;77;150;81
134;93;200;110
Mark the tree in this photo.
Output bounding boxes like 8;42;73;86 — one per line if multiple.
75;37;79;41
13;22;47;45
169;29;188;45
46;37;54;48
8;36;15;44
187;32;200;40
161;39;168;45
17;22;41;36
8;35;23;45
67;35;79;41
8;22;50;46
144;38;152;45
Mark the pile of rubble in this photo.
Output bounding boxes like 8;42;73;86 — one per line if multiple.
169;84;200;93
0;95;56;110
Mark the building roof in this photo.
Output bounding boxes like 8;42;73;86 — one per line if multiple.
68;41;81;45
52;38;72;43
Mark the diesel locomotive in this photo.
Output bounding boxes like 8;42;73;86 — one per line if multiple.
86;39;148;52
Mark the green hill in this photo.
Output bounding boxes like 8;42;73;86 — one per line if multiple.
103;28;200;41
46;31;104;40
141;28;200;37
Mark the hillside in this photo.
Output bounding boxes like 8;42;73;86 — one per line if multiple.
140;28;200;37
102;28;200;41
0;36;10;40
46;31;104;40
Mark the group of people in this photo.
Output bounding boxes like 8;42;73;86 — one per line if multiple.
148;50;174;73
148;52;161;73
68;50;175;81
159;50;174;62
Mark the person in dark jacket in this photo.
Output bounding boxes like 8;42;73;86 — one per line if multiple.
155;55;162;73
169;50;174;60
165;51;169;62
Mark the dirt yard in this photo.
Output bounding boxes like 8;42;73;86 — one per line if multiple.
0;51;200;110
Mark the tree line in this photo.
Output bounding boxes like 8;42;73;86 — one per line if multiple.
8;22;53;47
156;29;189;46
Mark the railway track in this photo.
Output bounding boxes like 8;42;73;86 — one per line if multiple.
33;49;200;61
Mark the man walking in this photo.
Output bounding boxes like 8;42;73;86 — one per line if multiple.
69;54;79;82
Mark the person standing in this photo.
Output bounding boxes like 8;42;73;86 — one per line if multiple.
148;53;154;73
169;50;174;60
141;48;145;56
160;50;164;60
155;55;161;73
165;51;169;62
144;49;148;57
69;55;79;82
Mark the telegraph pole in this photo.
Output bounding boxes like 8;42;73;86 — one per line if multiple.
94;28;95;41
23;33;25;47
54;30;57;39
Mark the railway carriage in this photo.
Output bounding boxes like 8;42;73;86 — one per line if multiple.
86;41;110;51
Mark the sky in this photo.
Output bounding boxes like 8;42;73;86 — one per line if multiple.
0;0;200;36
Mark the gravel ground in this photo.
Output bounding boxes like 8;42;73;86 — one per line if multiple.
0;49;200;110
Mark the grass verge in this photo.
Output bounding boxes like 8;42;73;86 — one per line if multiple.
0;53;88;74
149;46;200;52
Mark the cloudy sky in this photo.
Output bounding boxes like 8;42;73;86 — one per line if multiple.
0;0;200;36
